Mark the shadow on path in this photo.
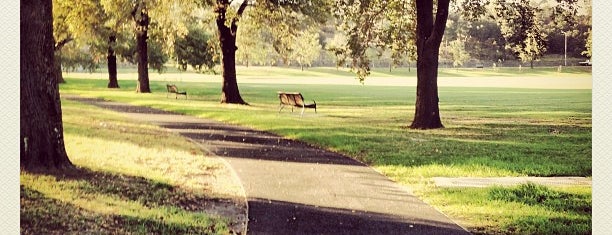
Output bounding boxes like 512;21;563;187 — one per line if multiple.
247;198;465;235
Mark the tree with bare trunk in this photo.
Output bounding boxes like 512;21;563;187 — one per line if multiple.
132;1;151;93
409;0;450;129
21;0;73;171
336;0;580;130
208;0;331;104
215;0;249;104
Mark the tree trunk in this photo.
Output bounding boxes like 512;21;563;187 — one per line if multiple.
21;0;73;171
216;2;247;104
53;37;72;84
411;47;443;129
410;0;450;129
54;52;65;84
107;35;119;88
133;3;150;93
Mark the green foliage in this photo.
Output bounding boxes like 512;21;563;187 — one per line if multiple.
147;36;170;73
493;0;547;67
581;28;591;58
175;26;217;72
290;28;322;70
325;33;349;68
58;43;99;73
449;38;471;68
235;15;277;67
113;33;169;73
335;0;416;82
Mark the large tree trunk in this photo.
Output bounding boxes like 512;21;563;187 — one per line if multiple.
216;1;247;104
410;0;450;129
133;3;150;93
21;0;73;171
107;35;119;88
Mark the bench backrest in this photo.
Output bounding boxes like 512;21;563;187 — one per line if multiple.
167;84;179;93
278;92;305;106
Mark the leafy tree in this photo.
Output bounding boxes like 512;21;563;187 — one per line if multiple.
582;28;591;58
59;43;99;72
52;0;102;83
21;0;73;170
207;0;331;104
235;16;272;67
449;37;470;69
336;0;581;129
291;28;322;71
493;0;547;68
325;33;349;70
100;0;194;92
338;0;449;129
175;25;217;72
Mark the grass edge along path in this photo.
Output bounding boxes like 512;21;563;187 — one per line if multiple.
21;99;247;235
59;76;591;234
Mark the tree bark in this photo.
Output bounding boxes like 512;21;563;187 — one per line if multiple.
410;0;450;129
54;52;65;84
53;37;72;84
21;0;73;171
107;34;120;88
133;2;150;93
216;1;248;104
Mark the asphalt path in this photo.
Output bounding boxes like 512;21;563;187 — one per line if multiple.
68;96;471;235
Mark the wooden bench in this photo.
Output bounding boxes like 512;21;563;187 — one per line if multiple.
166;84;187;99
277;92;317;116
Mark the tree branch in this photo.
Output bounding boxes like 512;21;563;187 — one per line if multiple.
428;0;451;47
54;36;74;51
231;0;250;34
236;0;249;17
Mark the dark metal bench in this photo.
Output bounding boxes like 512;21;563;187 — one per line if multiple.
166;84;187;99
277;92;316;116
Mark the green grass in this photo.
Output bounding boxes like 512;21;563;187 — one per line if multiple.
58;72;592;234
21;100;241;234
70;64;592;81
425;184;591;234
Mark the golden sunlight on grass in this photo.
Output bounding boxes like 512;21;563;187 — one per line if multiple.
21;100;246;234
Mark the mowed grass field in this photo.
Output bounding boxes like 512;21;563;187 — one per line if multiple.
50;66;591;234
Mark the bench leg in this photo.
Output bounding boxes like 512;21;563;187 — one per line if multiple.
300;105;305;117
278;103;285;113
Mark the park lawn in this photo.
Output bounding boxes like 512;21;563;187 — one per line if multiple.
21;100;243;234
75;65;592;81
59;73;591;234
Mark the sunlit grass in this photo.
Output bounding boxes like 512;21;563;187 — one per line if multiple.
424;184;591;234
59;76;591;234
21;100;242;234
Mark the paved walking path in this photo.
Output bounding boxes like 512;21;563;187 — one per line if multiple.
433;176;591;188
68;96;470;235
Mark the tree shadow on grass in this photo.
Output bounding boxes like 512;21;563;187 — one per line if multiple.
21;167;244;234
21;186;224;235
52;167;237;212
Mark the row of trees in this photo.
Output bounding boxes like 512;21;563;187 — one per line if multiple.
22;0;588;170
56;0;592;76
